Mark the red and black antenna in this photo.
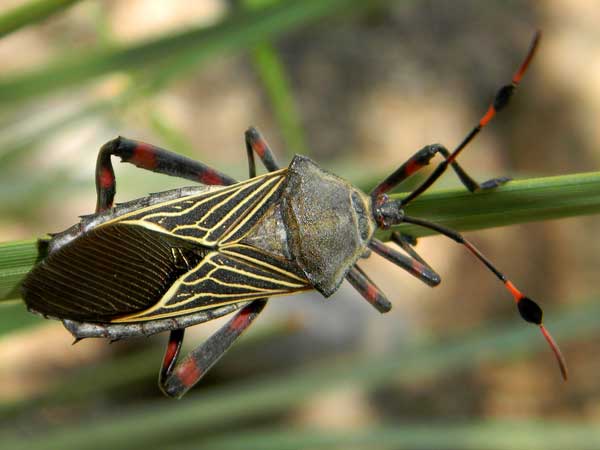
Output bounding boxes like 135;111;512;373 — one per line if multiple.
402;215;568;381
370;30;566;379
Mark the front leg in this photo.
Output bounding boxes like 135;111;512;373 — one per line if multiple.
372;32;540;206
370;144;509;203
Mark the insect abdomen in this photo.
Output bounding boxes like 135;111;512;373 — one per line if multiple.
22;223;207;322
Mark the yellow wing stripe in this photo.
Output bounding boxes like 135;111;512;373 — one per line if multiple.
220;246;307;283
104;172;281;224
218;177;285;244
114;292;304;322
104;170;286;247
112;250;309;322
182;174;284;245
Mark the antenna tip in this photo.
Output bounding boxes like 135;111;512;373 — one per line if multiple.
540;324;568;382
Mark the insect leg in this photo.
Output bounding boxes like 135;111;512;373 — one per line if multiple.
397;31;541;207
245;127;281;177
390;231;436;272
95;137;237;212
159;328;185;388
368;238;441;287
370;144;507;201
346;265;392;313
159;299;267;399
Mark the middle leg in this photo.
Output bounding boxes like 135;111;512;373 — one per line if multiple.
245;126;281;177
369;238;441;287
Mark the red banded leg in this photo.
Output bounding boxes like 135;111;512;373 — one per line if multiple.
346;265;392;313
245;127;281;177
397;31;540;207
389;231;439;274
369;238;441;287
236;127;282;348
95;136;237;212
346;236;441;313
160;299;267;398
370;144;509;202
159;328;185;388
96;127;280;211
371;31;540;207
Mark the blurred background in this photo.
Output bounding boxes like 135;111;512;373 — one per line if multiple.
0;1;599;449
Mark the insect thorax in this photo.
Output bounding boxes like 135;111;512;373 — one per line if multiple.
278;155;375;297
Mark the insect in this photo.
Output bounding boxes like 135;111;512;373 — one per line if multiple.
22;31;566;399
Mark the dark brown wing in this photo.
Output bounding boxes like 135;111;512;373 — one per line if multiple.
22;223;207;322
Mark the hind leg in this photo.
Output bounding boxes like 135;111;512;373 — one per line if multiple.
159;300;267;398
95;137;237;212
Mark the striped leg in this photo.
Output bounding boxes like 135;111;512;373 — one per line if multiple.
245;127;281;177
371;32;540;207
369;238;441;287
160;299;268;398
95;136;237;212
347;235;442;313
159;328;185;390
397;31;540;207
390;231;437;272
369;143;510;202
346;265;392;313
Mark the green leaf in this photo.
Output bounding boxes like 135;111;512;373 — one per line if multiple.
0;239;42;302
386;171;600;238
0;0;83;39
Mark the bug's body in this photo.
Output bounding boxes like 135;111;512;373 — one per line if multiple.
23;155;374;331
21;32;567;398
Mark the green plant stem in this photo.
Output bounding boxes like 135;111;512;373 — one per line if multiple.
1;171;599;303
0;239;41;302
385;171;600;238
0;0;82;38
250;43;308;157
